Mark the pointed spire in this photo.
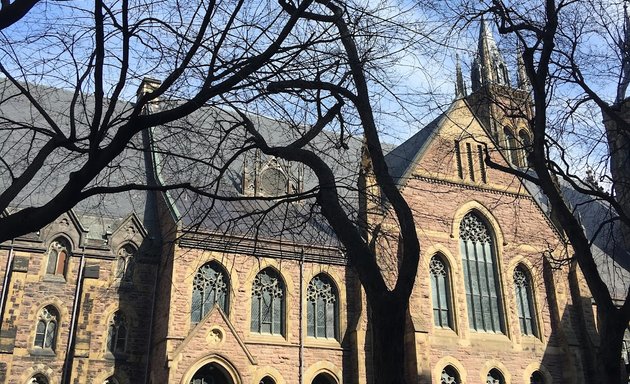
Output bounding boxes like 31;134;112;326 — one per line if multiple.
616;1;630;104
517;44;531;92
471;15;510;92
455;54;467;98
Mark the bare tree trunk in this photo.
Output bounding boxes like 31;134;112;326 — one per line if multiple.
369;293;408;384
596;310;626;383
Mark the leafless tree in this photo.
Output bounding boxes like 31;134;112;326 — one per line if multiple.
446;0;630;382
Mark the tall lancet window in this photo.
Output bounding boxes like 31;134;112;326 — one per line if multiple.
514;266;538;336
504;127;520;165
251;268;284;335
430;254;453;329
307;274;338;339
460;212;504;332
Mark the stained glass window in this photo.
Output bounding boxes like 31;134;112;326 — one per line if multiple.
430;255;452;329
192;262;229;322
307;274;338;339
34;306;58;350
460;212;504;333
251;268;284;335
514;266;538;336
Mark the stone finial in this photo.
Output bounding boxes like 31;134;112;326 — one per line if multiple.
455;54;467;98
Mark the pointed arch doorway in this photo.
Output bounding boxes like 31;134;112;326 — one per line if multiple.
190;363;233;384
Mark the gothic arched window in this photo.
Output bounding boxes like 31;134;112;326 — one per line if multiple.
46;238;70;276
251;268;284;335
430;254;453;329
530;371;545;384
504;127;520;165
487;369;505;384
34;305;58;350
28;374;49;384
514;265;538;336
441;365;461;384
192;262;229;322
116;244;136;282
460;212;504;333
307;274;338;339
259;376;276;384
518;130;531;166
107;311;127;354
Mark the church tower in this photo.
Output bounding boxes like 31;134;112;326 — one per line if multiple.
464;17;533;168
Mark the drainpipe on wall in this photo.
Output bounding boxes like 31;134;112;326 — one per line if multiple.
299;249;304;384
0;240;15;329
61;247;86;384
144;254;160;384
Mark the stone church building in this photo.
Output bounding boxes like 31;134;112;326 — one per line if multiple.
0;20;624;384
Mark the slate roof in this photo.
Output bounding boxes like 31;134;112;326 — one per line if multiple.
151;103;364;249
524;177;630;301
0;78;159;241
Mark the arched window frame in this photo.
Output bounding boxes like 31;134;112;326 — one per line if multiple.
530;371;545;384
486;368;505;384
34;305;58;351
251;268;285;335
503;127;520;166
116;244;136;282
46;238;70;277
430;254;453;329
191;261;230;323
259;376;276;384
459;212;505;333
28;374;49;384
518;130;531;167
306;273;338;339
107;310;128;355
441;365;461;384
514;265;538;337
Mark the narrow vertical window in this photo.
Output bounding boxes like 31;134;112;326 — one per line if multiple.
477;144;487;183
466;142;475;181
519;130;531;167
441;365;460;384
430;255;453;329
307;274;338;339
251;268;284;335
455;140;463;179
460;212;504;333
504;127;520;165
34;306;58;350
191;262;229;323
514;266;538;336
107;311;127;354
46;238;69;277
116;244;136;282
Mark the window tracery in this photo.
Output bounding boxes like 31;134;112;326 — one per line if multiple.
251;269;284;335
34;306;58;350
430;255;453;329
441;365;460;384
514;266;538;336
460;212;504;333
307;274;338;339
486;369;505;384
192;262;229;322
